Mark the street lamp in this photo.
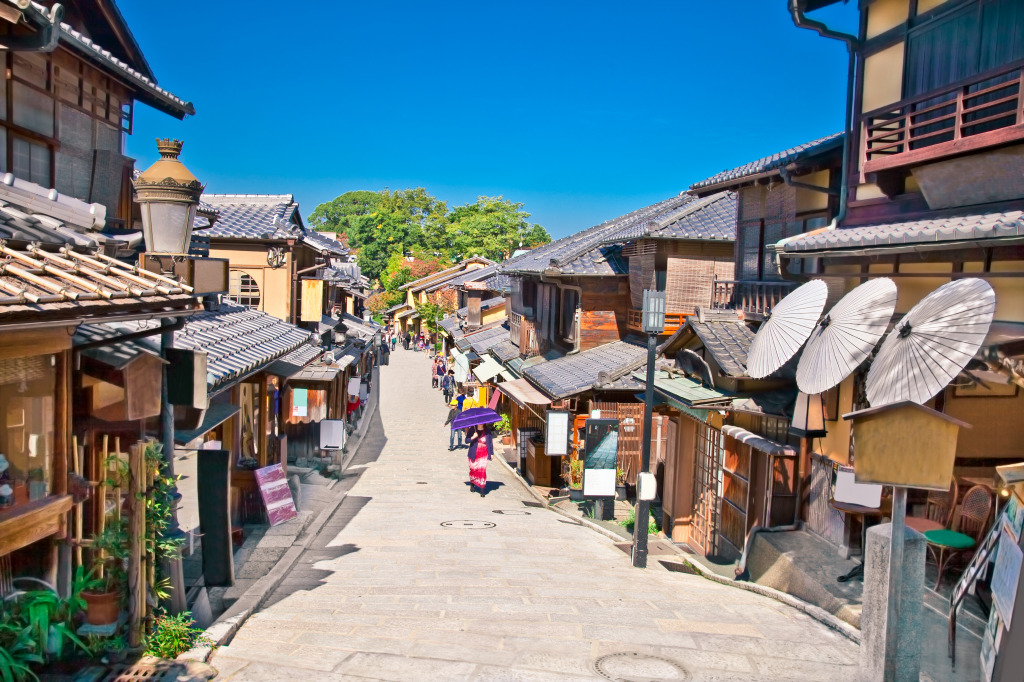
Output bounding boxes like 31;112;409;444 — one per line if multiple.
632;290;665;568
133;138;203;614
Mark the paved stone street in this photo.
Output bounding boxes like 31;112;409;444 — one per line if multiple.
209;346;860;681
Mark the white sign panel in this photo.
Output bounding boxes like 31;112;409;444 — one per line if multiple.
834;469;882;508
545;411;569;456
992;523;1023;626
320;420;346;451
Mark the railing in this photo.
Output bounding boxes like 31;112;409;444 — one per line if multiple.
509;311;522;348
626;309;688;334
863;62;1024;173
520;317;539;356
711;279;795;318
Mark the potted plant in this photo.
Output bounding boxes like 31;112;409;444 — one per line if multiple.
568;459;584;501
16;567;92;663
81;519;128;626
615;468;628;502
497;414;512;445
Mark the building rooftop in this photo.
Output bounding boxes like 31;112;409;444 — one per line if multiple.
690;133;843;192
689;319;756;378
194;194;346;256
523;338;648;399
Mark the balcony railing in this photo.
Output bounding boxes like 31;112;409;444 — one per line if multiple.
508;310;539;356
863;62;1024;173
509;311;522;348
626;309;688;335
711;280;795;319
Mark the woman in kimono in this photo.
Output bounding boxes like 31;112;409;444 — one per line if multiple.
465;423;493;495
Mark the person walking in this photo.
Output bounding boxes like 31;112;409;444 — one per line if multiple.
441;369;456;405
403;331;411;350
390;333;397;352
430;357;440;388
434;356;446;389
448;388;467;450
381;338;390;366
466;424;493;496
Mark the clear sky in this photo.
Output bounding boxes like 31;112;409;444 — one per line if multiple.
121;1;856;239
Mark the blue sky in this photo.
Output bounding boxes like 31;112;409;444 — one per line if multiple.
121;1;856;239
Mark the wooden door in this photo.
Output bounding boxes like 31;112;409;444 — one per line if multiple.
689;421;722;557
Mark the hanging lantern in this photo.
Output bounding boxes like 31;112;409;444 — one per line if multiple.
790;391;827;438
134;138;203;254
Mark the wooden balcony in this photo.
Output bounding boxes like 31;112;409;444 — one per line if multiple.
711;280;795;320
508;310;539;356
862;62;1024;174
626;309;688;335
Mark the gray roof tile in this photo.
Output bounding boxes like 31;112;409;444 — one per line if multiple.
426;263;497;292
782;210;1024;253
523;338;648;399
690;133;843;191
488;339;520;363
195;194;346;256
466;323;511;354
689;319;755;378
457;296;506;317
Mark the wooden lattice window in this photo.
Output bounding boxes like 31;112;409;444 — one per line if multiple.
226;271;261;309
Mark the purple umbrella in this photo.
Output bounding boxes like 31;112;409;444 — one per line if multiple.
450;407;502;431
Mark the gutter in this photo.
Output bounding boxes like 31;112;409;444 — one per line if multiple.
789;0;858;227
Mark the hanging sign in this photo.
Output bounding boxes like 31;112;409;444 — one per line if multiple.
320;420;346;451
254;463;298;526
545;411;570;456
348;377;361;396
583;418;618;497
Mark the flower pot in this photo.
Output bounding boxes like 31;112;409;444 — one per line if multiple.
82;589;120;626
569;488;584;502
501;435;512;446
615;485;627;502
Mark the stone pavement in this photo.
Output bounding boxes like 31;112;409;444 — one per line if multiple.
208;345;860;681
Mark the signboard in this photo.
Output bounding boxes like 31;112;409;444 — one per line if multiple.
291;388;307;418
254;463;298;526
583;419;617;497
300;280;324;322
992;523;1023;626
348;377;361;396
545;411;570;456
320;420;346;451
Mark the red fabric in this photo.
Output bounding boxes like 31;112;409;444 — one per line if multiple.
469;440;488;489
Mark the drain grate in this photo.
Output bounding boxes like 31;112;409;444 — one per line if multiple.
492;509;531;515
592;652;690;682
440;520;496;529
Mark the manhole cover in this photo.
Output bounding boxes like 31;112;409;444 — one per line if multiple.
592;652;690;682
492;509;530;515
440;520;496;529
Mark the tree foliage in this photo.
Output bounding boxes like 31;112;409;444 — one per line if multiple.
310;189;550;282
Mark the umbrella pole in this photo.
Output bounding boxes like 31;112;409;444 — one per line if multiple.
884;486;907;681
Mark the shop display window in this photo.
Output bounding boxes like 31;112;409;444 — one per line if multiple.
0;355;56;510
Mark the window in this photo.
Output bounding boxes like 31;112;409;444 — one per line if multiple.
559;288;578;342
226;271;261;309
0;355;56;511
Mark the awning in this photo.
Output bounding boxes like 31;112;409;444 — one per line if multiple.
721;425;797;457
632;370;734;408
497;378;552;407
291;365;341;384
396;308;417;319
499;370;516;381
175;403;240;445
266;345;324;379
473;356;504;382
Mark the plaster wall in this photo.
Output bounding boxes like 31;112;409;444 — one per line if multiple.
794;170;831;213
815;375;855;466
207;243;293;321
861;42;905;114
917;0;950;13
944;389;1024;459
866;0;909;38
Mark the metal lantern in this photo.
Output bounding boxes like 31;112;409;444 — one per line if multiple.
134;139;203;254
790;391;827;438
641;289;666;334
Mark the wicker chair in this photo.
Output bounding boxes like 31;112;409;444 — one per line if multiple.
906;479;958;534
924;485;993;590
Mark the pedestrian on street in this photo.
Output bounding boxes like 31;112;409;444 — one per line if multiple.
466;423;493;496
434;356;446;388
448;388;467;450
390;334;397;352
431;357;440;388
404;331;411;350
381;339;390;365
441;369;455;404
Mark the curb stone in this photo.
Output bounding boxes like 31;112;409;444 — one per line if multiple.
178;365;381;664
493;446;862;644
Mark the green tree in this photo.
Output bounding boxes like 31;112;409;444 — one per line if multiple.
447;196;550;261
417;299;456;337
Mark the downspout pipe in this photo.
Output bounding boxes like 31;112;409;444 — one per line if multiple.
788;0;859;227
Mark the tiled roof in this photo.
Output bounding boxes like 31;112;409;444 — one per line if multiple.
0;245;196;324
457;296;506;317
439;316;462;334
523;338;648;399
644;191;737;241
633;369;734;408
781;210;1024;253
400;257;495;291
0;175;108;247
690;133;844;191
689;319;755;378
265;343;324;379
499;194;690;276
171;303;315;391
339;312;381;340
301;230;348;256
488;339;519;363
483;272;514;294
466;323;510;355
195;194;300;239
425;263;497;292
384;302;410;314
58;20;194;118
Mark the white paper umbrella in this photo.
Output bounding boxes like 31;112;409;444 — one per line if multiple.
796;278;898;394
747;279;829;379
866;278;995;406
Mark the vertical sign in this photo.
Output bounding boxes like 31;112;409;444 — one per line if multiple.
291;388;307;418
583;419;618;497
545;411;570;456
300;279;324;322
255;463;298;526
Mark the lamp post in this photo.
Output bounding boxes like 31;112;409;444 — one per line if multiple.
133;138;203;614
632;290;665;568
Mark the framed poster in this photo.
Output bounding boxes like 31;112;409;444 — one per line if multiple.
254;463;298;527
583;418;618;497
545;411;570;456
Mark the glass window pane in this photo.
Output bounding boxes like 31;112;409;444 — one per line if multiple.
0;355;56;511
12;82;54;137
13;136;51;186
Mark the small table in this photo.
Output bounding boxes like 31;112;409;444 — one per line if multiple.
830;499;892;583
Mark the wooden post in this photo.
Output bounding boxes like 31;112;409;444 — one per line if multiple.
258;378;270;468
72;436;83;568
127;442;144;648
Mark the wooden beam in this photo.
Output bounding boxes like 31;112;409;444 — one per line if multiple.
0;495;73;557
